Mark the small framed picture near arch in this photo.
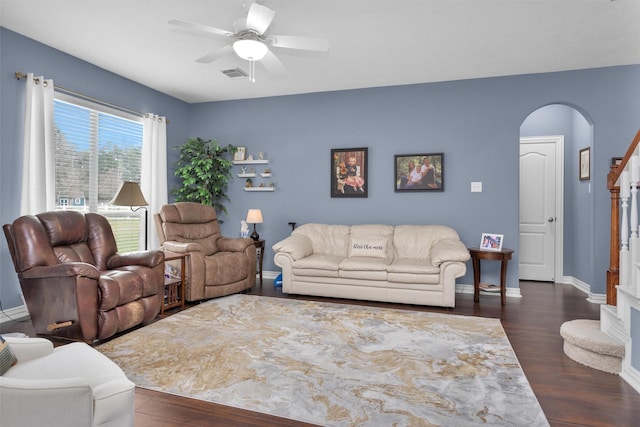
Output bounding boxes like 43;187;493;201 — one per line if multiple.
331;148;368;197
579;147;590;181
394;153;444;192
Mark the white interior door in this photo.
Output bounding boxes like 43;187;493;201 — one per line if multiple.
519;137;563;281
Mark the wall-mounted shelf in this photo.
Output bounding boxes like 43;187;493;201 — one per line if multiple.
244;187;275;192
233;160;269;165
235;157;274;192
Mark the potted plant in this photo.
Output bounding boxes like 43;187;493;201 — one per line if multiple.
172;137;237;216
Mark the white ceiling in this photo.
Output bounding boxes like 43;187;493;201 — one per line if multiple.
2;0;639;104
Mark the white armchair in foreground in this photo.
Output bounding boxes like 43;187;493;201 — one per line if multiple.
0;336;135;427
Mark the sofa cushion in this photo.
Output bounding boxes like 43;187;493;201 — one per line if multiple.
293;254;342;278
348;237;388;259
339;269;387;281
388;259;441;285
293;224;350;257
339;257;390;271
339;257;389;281
393;225;461;259
388;272;442;284
388;258;441;274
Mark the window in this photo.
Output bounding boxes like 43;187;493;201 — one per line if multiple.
53;93;143;252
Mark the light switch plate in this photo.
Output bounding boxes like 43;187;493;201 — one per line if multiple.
471;182;482;192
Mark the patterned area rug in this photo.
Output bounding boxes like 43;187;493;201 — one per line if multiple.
98;294;548;426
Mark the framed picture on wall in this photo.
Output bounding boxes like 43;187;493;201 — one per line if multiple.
480;233;504;251
394;153;444;192
331;147;368;197
579;147;590;181
234;146;246;161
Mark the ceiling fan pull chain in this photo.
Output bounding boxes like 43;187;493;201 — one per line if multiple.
249;59;256;83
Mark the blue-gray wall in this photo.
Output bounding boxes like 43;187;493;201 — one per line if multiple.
2;26;640;311
189;66;640;292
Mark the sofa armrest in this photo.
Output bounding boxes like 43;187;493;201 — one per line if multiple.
217;237;254;252
430;239;471;266
272;234;313;260
162;241;205;254
107;250;164;269
22;263;100;280
2;337;53;362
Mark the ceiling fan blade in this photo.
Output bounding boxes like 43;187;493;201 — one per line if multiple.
267;35;330;52
260;50;287;77
168;19;234;38
196;45;234;64
245;3;275;35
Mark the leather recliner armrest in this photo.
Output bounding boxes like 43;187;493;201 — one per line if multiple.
107;250;164;269
21;262;100;280
216;237;254;252
162;241;205;254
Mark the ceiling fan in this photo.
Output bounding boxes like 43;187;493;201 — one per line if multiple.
169;2;330;82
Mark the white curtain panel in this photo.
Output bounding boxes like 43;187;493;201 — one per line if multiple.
141;114;168;250
20;73;55;215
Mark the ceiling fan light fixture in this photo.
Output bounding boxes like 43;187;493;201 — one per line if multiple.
233;39;268;61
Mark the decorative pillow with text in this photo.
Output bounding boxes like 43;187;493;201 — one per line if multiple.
0;336;17;375
349;237;388;259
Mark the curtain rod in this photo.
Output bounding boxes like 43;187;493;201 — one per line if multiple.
15;71;168;123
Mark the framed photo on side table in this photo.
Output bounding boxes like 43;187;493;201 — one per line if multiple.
394;153;444;192
331;147;368;198
480;233;503;251
579;147;590;181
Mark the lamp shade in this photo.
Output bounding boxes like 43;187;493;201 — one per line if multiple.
246;209;263;224
233;39;268;60
110;181;148;207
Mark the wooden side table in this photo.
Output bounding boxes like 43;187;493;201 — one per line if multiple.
161;253;189;314
253;239;265;286
468;247;514;306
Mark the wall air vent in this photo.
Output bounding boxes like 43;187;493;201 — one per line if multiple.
222;68;249;78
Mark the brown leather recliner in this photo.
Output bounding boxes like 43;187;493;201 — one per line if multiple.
3;210;165;343
155;202;256;302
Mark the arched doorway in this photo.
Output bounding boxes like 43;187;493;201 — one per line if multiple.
519;104;594;286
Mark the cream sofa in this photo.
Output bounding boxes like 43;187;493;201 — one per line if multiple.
272;224;470;307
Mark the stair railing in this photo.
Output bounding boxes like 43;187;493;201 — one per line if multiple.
608;129;640;306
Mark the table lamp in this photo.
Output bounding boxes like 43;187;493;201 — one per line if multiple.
110;181;149;249
246;209;263;241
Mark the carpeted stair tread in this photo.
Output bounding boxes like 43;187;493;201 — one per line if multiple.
560;319;624;374
560;319;624;357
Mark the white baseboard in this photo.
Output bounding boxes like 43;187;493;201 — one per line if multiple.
261;270;279;280
560;275;606;304
621;363;640;394
0;304;29;324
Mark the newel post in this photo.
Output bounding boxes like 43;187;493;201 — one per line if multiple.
607;160;621;306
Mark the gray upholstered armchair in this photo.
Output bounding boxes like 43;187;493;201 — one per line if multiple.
3;211;165;342
155;202;256;301
0;336;135;427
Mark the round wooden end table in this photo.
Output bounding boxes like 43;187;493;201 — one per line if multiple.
468;247;514;306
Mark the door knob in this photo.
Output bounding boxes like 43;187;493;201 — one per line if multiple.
548;217;555;222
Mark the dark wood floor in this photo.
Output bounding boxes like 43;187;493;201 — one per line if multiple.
2;281;639;426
